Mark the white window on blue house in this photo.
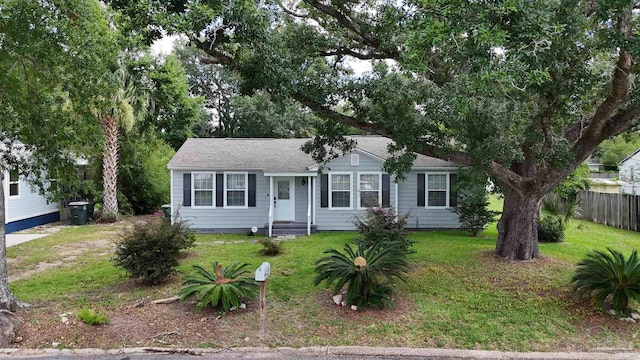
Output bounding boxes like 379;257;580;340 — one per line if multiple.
9;170;19;197
193;172;214;207
426;173;448;207
330;173;352;209
358;172;381;208
224;172;248;208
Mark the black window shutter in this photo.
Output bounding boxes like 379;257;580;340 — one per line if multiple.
449;173;458;207
417;174;425;207
248;174;256;207
382;174;390;207
216;174;224;207
183;173;191;207
320;174;328;208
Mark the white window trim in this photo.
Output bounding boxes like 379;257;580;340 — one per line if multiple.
8;170;19;198
192;171;215;209
329;172;353;210
224;172;248;209
425;172;450;209
357;172;382;209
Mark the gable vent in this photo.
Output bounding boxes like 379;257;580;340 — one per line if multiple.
351;154;359;166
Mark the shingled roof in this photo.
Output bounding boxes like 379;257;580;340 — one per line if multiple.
166;136;458;171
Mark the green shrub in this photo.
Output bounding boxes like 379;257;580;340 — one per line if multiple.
113;217;195;284
77;308;108;325
257;238;283;256
450;187;500;237
537;215;564;243
314;243;409;309
179;261;259;312
353;207;414;254
571;248;640;317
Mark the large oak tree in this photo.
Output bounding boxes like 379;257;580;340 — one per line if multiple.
112;0;640;260
0;0;119;310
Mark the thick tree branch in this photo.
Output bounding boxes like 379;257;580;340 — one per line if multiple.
191;37;239;71
277;1;309;18
581;6;634;141
302;0;399;58
319;47;389;60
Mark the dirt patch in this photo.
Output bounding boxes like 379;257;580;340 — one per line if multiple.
52;239;114;258
9;262;65;283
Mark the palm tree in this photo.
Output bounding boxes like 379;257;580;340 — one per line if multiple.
93;65;149;219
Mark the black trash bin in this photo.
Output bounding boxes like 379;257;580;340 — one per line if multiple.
68;201;89;225
161;204;171;220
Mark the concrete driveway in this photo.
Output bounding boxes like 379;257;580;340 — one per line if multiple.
6;234;48;248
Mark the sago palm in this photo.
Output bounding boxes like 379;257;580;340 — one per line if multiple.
314;243;409;309
571;248;640;317
179;261;258;312
93;65;149;219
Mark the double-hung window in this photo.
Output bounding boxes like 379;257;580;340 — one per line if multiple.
225;172;247;208
8;170;19;197
426;173;448;207
358;173;381;208
193;172;214;207
330;173;352;209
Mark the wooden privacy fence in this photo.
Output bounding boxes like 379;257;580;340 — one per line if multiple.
576;190;640;231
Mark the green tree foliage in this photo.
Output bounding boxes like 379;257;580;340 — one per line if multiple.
314;243;409;309
553;164;591;201
118;135;174;214
0;0;119;310
142;55;203;150
173;43;316;138
179;261;259;312
599;133;640;169
110;1;640;260
572;248;640;317
450;171;500;237
114;217;195;284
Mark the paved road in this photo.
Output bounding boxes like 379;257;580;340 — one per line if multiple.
0;355;435;360
0;347;638;360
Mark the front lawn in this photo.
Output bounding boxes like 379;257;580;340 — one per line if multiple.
7;216;640;351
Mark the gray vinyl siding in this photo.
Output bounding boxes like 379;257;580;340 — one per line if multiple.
397;170;461;229
314;150;385;231
6;177;58;223
173;170;270;231
294;177;311;223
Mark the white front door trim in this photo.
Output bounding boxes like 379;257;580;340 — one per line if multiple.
274;177;295;221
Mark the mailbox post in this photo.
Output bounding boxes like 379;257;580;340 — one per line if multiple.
255;262;271;335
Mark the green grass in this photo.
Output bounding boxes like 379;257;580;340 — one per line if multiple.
7;207;640;351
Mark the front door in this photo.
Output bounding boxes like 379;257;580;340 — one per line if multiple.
274;177;295;221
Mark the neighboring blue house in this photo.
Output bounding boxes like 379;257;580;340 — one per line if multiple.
3;169;59;233
167;136;461;236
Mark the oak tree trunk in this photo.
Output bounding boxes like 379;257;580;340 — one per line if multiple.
101;115;119;218
495;188;542;260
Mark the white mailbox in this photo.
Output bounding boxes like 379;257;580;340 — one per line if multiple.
255;262;271;282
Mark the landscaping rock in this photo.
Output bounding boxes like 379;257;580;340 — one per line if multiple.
332;294;343;305
60;316;69;325
239;303;247;309
350;305;358;311
130;299;146;308
0;310;20;346
51;342;60;348
341;300;347;307
632;312;639;320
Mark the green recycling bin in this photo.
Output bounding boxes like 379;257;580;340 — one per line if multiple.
161;204;171;219
69;201;89;225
